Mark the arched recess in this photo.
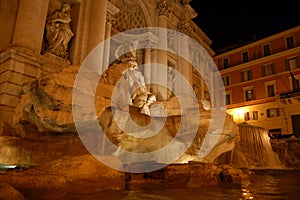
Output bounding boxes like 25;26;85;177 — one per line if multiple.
112;0;153;33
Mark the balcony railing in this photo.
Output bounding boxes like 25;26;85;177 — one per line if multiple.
280;90;300;99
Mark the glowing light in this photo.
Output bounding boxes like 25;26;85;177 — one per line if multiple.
231;107;248;123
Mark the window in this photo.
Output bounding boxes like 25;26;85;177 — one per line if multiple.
244;111;258;121
241;70;252;82
242;51;249;63
245;89;254;101
225;94;231;105
286;36;295;49
222;76;230;86
223;58;229;69
262;63;275;76
286;57;299;70
263;44;271;56
267;85;275;97
266;108;280;118
265;81;276;98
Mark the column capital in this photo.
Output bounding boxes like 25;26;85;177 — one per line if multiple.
157;1;170;17
106;0;119;24
140;39;157;50
177;20;193;35
106;13;117;24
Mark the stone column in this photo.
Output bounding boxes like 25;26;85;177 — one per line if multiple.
12;0;49;54
144;48;152;90
151;49;158;95
156;1;169;100
177;22;193;97
0;0;48;124
84;0;107;74
103;2;119;70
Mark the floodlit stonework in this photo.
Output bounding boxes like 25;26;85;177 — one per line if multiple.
0;0;257;197
0;0;216;124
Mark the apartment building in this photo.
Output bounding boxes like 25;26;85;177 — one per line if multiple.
214;26;300;138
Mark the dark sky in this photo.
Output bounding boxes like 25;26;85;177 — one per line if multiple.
189;1;300;52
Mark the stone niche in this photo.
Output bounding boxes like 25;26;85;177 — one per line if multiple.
41;0;81;70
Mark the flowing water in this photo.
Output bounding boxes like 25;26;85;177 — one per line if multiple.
228;123;282;169
66;170;300;200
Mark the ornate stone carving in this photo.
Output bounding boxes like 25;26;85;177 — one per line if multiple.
113;40;156;114
115;40;139;64
106;1;119;24
106;13;117;24
124;0;138;6
44;3;73;59
113;0;146;32
157;1;170;16
167;30;178;51
177;20;193;34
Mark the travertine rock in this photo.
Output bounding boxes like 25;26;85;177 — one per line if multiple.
13;63;238;164
0;120;18;137
126;162;249;189
0;183;25;200
271;138;300;169
0;154;125;199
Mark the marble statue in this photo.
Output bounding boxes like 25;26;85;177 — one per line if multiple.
114;40;156;115
45;3;74;58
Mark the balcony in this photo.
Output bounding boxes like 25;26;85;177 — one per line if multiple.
280;91;300;99
280;90;300;105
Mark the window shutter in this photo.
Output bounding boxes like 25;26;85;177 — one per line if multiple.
253;111;258;120
244;112;250;121
267;109;271;118
241;72;244;82
285;59;290;71
248;70;252;80
271;63;275;74
262;66;266;77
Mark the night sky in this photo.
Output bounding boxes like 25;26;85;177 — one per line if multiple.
189;1;300;52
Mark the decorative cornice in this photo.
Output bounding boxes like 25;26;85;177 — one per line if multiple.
106;1;119;24
107;1;120;15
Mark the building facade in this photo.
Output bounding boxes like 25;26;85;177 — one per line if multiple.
0;0;218;125
214;26;300;138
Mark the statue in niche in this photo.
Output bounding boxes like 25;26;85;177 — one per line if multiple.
114;40;156;115
45;3;73;59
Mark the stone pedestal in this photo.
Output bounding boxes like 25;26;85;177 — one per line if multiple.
0;49;41;124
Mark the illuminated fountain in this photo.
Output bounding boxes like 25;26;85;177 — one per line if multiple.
216;122;282;169
0;29;249;197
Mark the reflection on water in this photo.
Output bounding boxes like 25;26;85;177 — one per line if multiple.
246;170;300;200
54;170;300;200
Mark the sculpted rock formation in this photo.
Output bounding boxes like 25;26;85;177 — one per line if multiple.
12;62;238;165
0;62;248;197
